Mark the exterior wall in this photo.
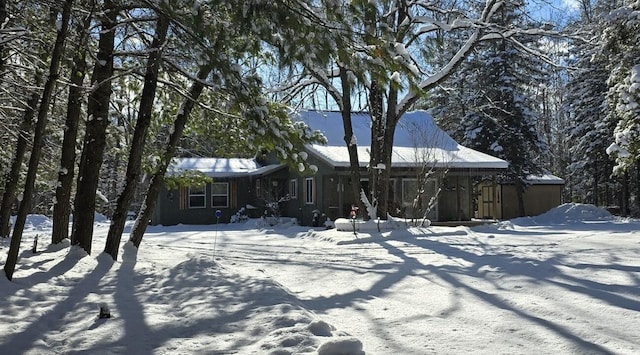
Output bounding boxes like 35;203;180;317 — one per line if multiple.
438;174;473;221
279;160;478;223
253;169;291;217
281;153;331;226
152;177;251;225
151;154;505;225
501;184;564;220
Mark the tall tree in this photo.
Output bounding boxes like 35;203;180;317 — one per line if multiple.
464;1;546;216
104;12;169;260
70;0;117;254
259;0;558;218
0;89;39;238
51;0;94;244
129;66;211;248
5;0;74;280
565;28;611;205
602;0;640;214
0;0;52;238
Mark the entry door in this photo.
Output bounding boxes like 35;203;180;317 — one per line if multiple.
481;185;494;219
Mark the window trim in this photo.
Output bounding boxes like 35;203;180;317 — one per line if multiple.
211;182;229;208
304;177;315;204
188;185;206;209
290;178;298;199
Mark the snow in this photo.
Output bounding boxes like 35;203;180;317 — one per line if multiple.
168;157;284;178
2;203;640;354
297;110;508;169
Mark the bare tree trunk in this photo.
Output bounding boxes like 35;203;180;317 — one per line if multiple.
71;0;116;254
4;0;73;281
105;14;169;260
338;67;363;214
0;0;6;74
129;66;212;248
52;1;93;244
369;80;383;219
0;90;39;238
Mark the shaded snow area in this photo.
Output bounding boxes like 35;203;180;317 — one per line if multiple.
1;203;640;354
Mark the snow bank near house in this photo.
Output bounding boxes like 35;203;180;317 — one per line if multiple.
334;215;430;232
507;203;613;226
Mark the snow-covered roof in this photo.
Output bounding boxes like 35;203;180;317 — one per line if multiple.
524;174;565;185
295;110;508;169
168;158;284;178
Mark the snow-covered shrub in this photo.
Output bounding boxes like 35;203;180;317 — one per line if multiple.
230;207;249;223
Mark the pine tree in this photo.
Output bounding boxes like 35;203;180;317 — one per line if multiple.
564;19;612;205
70;0;117;254
455;0;546;217
5;0;74;280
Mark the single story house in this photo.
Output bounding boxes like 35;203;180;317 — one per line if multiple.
476;174;566;220
151;158;287;225
279;111;509;225
151;110;510;226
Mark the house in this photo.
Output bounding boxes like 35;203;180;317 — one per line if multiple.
151;110;510;226
280;111;509;225
151;158;287;225
476;174;566;220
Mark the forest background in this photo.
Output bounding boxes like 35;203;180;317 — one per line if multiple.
1;0;639;280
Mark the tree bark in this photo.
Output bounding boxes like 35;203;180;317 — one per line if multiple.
4;0;73;281
70;0;116;254
129;66;212;248
0;0;6;74
338;67;364;215
0;90;39;238
105;14;169;260
51;1;93;244
369;80;383;218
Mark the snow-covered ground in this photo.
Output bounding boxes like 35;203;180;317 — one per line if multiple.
1;203;639;354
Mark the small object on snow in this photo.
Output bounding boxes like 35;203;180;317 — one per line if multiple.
32;234;38;253
99;305;111;319
350;206;359;237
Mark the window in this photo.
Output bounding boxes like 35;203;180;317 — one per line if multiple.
290;179;298;199
188;185;206;208
402;179;418;207
402;178;437;219
255;179;261;199
305;177;315;204
211;182;229;208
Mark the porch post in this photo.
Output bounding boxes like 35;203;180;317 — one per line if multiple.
338;175;344;217
492;173;498;220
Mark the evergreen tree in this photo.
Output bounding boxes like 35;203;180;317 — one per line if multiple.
455;0;547;217
602;0;640;214
564;14;612;206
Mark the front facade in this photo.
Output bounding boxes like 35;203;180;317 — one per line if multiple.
151;158;287;224
278;111;508;225
152;111;512;226
476;174;566;220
